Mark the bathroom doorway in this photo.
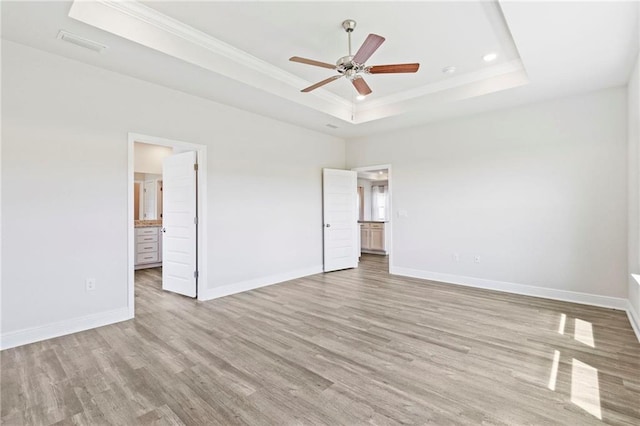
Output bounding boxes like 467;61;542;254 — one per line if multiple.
127;133;208;318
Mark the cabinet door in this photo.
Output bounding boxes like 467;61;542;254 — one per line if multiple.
370;228;384;250
360;227;370;250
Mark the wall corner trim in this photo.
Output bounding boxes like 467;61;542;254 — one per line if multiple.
390;266;629;311
199;265;323;301
627;300;640;343
1;307;132;351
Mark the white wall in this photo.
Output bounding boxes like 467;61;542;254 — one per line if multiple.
1;40;345;346
134;142;172;175
347;87;628;304
628;50;640;334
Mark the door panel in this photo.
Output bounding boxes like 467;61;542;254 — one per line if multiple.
162;151;197;297
323;169;358;272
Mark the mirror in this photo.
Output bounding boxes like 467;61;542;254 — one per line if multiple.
134;173;163;220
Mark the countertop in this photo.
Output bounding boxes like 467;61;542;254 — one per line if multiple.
358;220;388;223
135;220;162;228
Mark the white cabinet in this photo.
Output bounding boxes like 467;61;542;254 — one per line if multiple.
370;226;385;251
135;226;163;269
360;222;386;253
360;226;370;250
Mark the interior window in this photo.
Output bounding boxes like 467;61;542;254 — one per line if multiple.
372;185;388;221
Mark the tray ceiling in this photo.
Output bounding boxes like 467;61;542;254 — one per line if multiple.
1;1;637;138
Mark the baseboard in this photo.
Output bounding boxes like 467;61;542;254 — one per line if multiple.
199;265;323;301
1;307;132;351
390;266;628;311
627;301;640;342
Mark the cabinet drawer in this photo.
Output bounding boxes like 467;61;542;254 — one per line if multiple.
359;223;370;229
136;252;158;264
136;227;158;236
370;223;384;229
136;234;158;243
137;242;158;254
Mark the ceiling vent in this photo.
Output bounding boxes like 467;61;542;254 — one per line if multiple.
326;124;339;129
57;30;107;53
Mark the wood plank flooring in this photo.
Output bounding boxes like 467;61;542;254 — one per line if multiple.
2;254;639;425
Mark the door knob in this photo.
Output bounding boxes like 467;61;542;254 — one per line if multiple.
325;224;331;228
161;227;166;233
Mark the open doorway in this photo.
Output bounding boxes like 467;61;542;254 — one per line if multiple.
353;165;392;272
127;133;208;318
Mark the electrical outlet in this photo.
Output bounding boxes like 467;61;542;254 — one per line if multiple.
85;278;96;292
474;256;481;264
453;253;460;262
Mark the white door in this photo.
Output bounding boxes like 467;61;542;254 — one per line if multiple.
323;168;358;272
162;151;197;297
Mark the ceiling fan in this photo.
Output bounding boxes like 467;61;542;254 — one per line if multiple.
290;19;420;97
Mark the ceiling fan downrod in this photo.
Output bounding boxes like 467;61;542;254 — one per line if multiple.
342;19;356;57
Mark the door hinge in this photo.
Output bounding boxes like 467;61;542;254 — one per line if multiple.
194;163;199;171
194;270;199;279
194;217;198;225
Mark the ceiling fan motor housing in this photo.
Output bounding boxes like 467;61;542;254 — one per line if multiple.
337;55;367;80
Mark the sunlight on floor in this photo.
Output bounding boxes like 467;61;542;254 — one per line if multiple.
548;349;560;391
558;313;566;335
550;314;603;419
571;358;602;419
574;318;595;348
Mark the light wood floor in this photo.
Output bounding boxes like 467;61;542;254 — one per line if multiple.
2;255;639;425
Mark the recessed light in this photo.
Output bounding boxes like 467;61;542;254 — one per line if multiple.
356;95;366;101
483;52;498;62
442;66;456;75
378;171;384;175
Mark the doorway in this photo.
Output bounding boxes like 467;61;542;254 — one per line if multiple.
127;133;208;318
352;164;392;272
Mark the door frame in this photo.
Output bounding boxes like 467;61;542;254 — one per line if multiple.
351;164;392;270
127;132;208;317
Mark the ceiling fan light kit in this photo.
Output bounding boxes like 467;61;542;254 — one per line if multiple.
290;19;420;97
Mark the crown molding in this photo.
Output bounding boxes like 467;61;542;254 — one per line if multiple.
98;0;351;110
357;59;526;113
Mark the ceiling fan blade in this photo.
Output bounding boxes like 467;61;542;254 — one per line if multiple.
352;77;372;96
352;34;385;64
368;63;420;74
301;75;343;92
290;56;336;70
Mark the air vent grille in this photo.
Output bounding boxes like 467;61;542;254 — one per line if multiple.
57;30;107;53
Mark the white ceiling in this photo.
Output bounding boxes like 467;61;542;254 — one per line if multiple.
1;1;638;139
140;1;521;100
358;170;389;181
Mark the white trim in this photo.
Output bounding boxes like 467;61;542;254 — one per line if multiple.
356;59;525;113
199;265;323;301
97;0;349;108
390;266;628;311
627;300;640;342
128;133;209;312
0;308;131;351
